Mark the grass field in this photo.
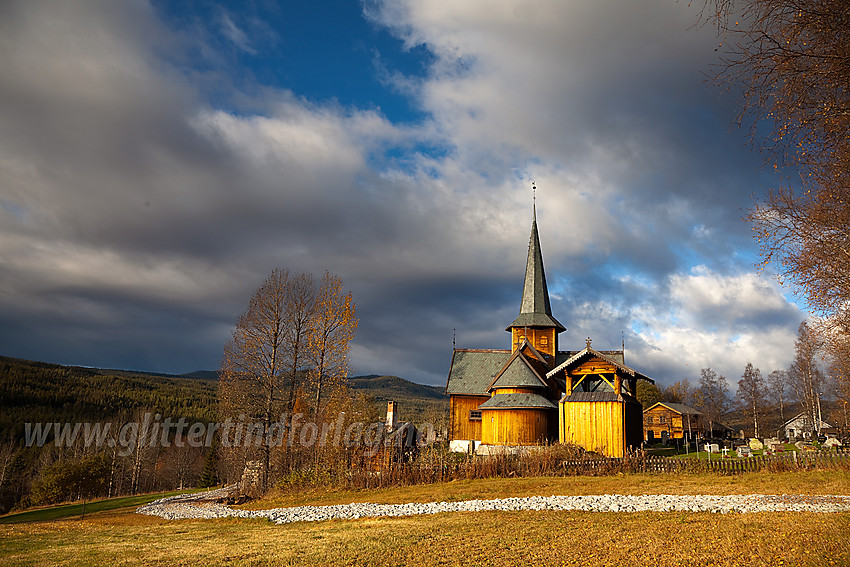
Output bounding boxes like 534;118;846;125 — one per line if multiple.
0;490;202;525
1;471;849;566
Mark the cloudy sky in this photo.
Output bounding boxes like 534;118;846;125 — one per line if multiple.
0;0;806;388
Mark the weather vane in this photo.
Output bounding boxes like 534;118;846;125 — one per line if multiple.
531;181;537;217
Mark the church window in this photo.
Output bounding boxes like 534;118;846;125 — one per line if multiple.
469;410;482;421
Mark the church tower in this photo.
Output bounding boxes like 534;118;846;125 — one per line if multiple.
506;197;565;359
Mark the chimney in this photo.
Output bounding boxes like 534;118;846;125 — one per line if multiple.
386;401;398;430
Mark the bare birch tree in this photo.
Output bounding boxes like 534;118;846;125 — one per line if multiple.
692;368;731;438
219;268;359;492
826;331;850;420
766;369;791;435
788;321;826;437
705;1;850;373
737;363;766;437
220;268;291;492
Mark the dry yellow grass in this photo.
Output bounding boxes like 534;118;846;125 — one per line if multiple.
1;471;849;567
246;469;850;509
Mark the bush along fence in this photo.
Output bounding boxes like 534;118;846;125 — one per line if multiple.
267;445;850;493
567;450;850;475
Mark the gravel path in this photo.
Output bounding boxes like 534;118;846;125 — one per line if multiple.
136;487;850;524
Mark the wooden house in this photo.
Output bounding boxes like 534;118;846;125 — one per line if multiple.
446;201;655;457
643;402;733;442
643;402;702;443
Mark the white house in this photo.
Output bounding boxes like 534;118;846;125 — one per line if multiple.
782;412;833;440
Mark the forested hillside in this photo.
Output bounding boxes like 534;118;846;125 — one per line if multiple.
348;374;447;423
0;356;448;514
0;358;447;438
0;356;219;440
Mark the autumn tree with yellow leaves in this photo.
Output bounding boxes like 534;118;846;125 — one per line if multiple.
308;272;357;418
218;268;357;492
707;1;850;396
283;272;317;413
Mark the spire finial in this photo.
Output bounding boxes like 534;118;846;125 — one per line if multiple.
586;337;592;349
532;181;537;218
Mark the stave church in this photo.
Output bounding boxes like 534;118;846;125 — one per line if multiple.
445;191;655;457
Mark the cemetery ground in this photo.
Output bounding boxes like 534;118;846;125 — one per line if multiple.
1;471;849;566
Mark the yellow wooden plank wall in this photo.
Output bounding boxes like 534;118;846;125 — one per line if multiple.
511;327;556;357
450;395;489;441
481;408;552;445
492;387;537;395
559;401;625;458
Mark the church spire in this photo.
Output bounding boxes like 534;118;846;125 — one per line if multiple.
506;185;565;334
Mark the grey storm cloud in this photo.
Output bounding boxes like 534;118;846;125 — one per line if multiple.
0;0;804;387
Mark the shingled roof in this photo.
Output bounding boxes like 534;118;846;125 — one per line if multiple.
478;392;557;410
506;208;565;332
446;346;576;396
489;353;548;390
546;343;654;383
445;349;511;395
560;391;641;404
645;402;701;415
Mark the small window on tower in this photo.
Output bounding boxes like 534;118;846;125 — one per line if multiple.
540;336;548;346
469;410;482;421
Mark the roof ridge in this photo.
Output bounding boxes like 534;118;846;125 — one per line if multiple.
487;345;548;391
546;346;654;383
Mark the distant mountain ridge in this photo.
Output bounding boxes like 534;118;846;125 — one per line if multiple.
349;374;446;401
348;374;448;423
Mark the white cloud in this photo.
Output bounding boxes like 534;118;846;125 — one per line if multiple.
624;266;803;386
219;12;256;54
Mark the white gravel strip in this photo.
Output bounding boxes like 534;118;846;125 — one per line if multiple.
136;488;850;524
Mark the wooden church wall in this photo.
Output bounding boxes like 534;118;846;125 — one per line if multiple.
449;395;490;441
511;328;556;357
559;400;626;458
491;387;537;395
481;408;552;445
